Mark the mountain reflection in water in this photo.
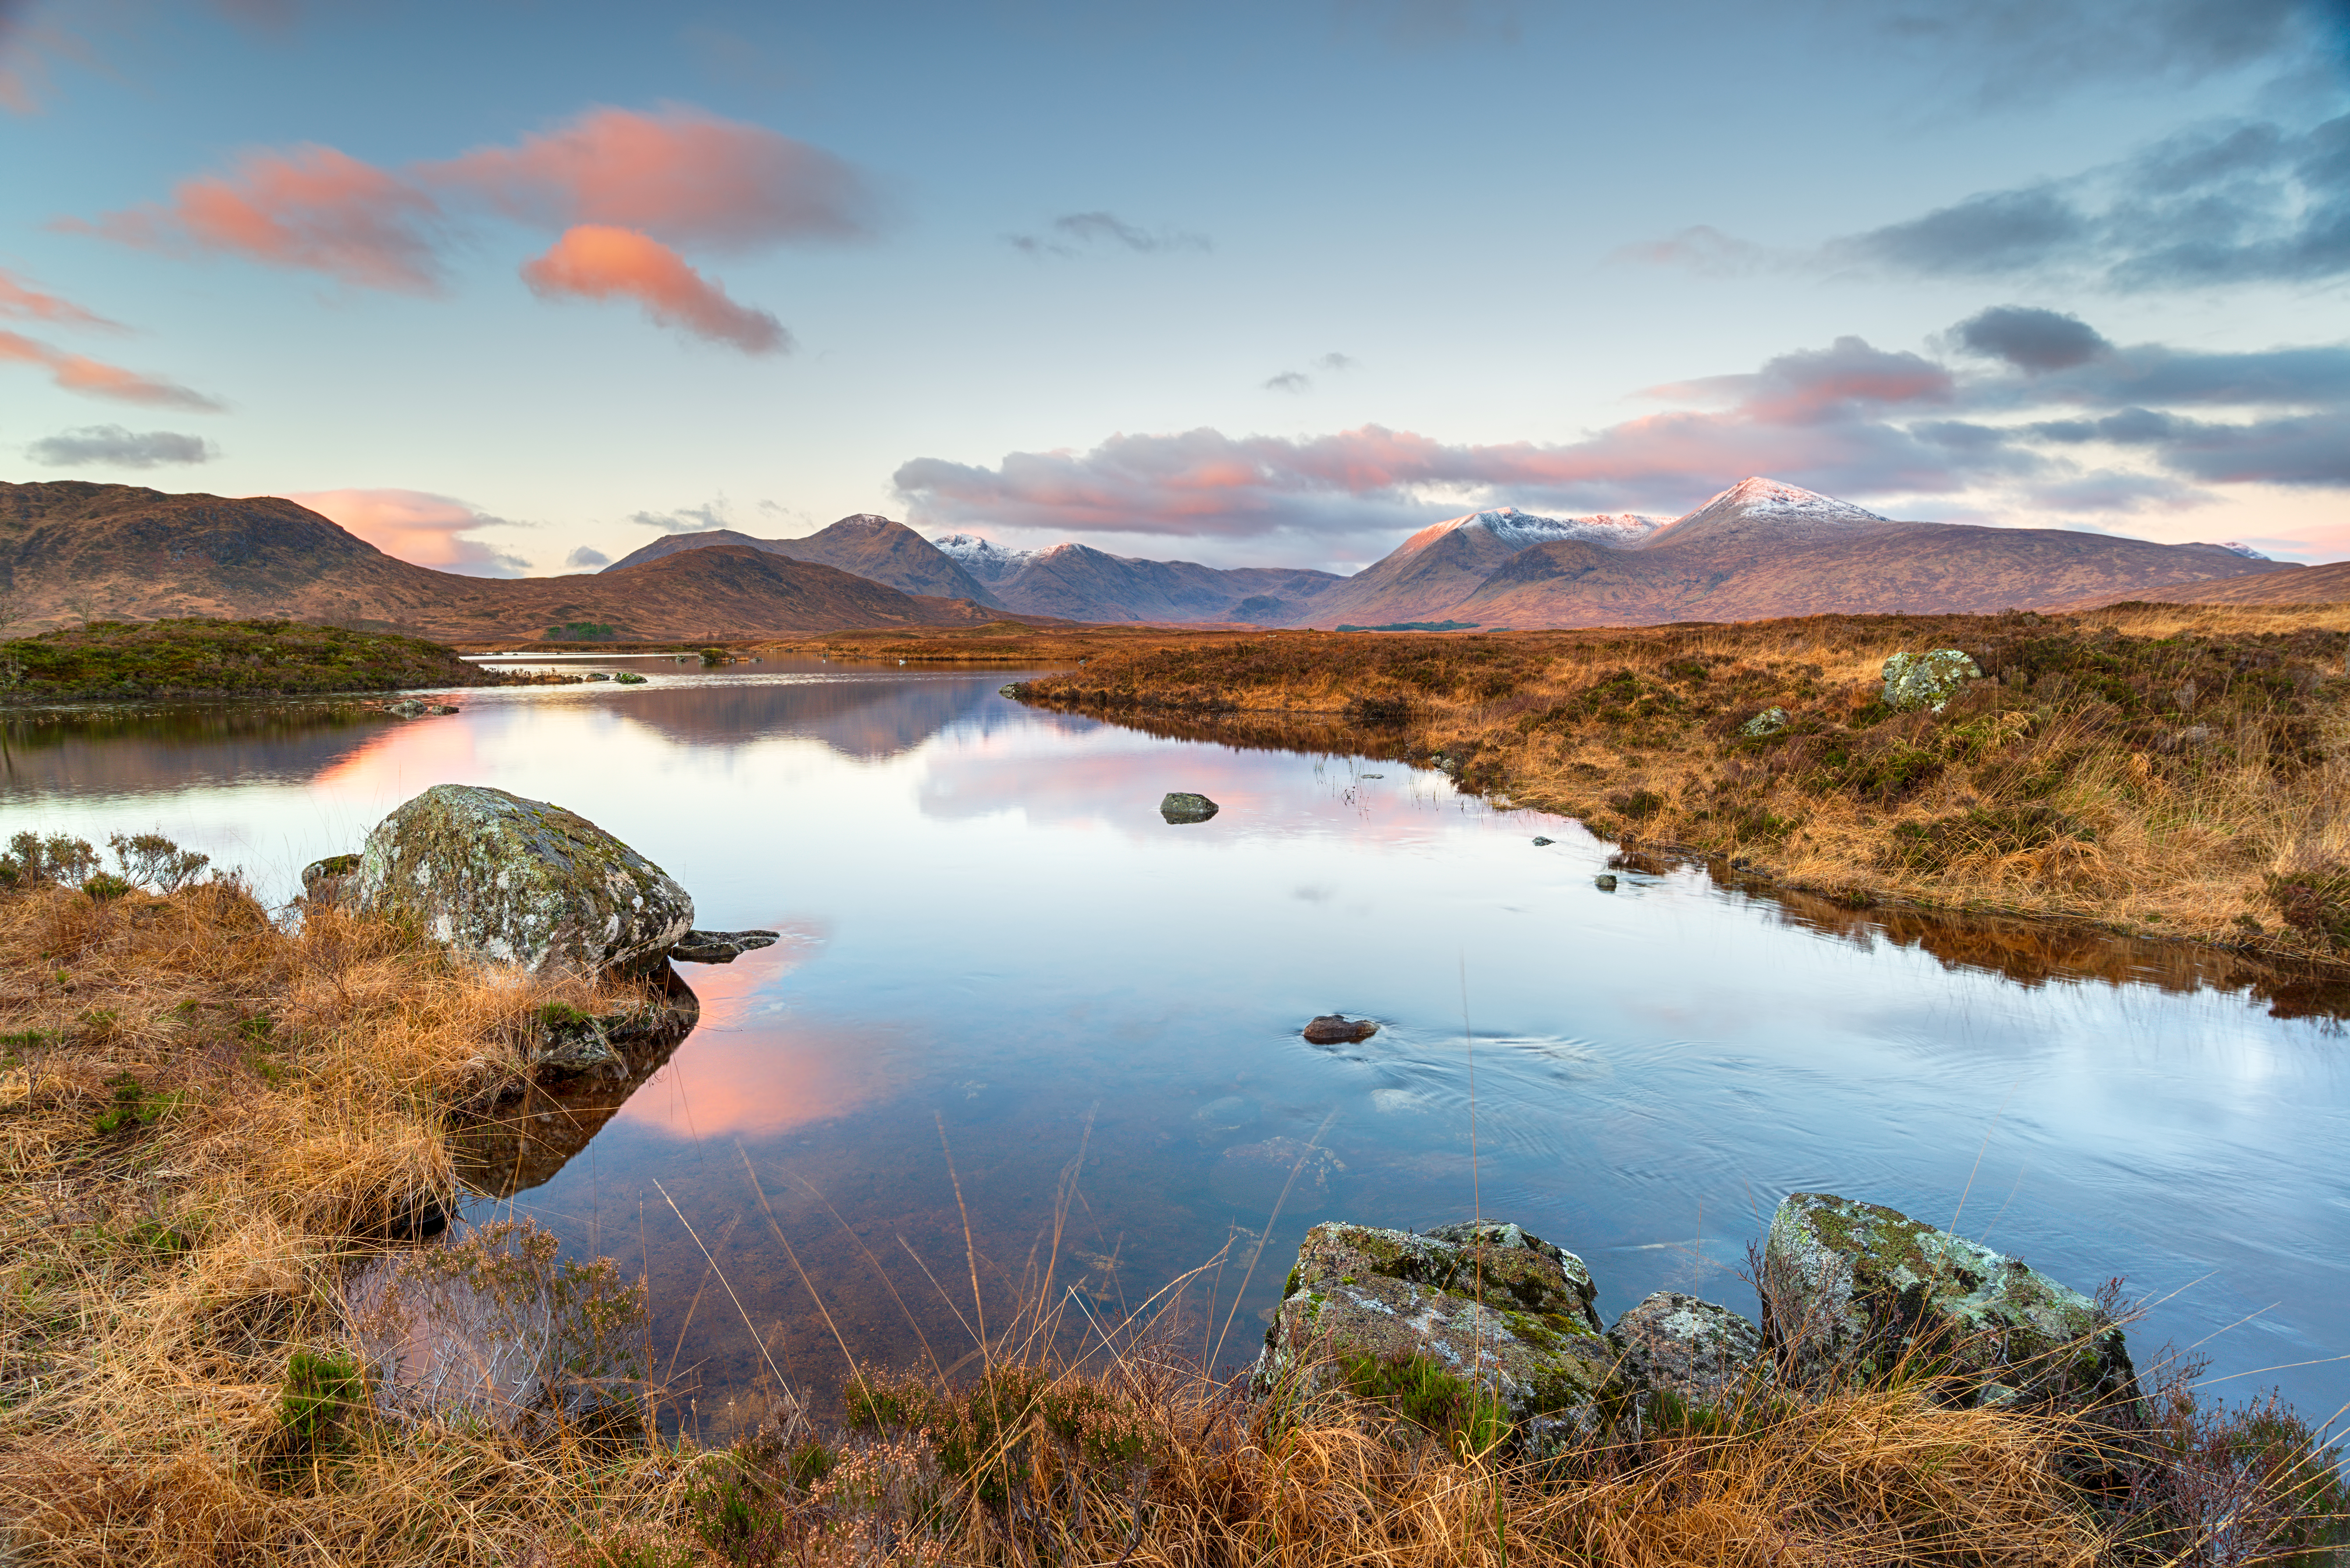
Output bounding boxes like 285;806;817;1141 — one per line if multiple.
7;660;2348;1431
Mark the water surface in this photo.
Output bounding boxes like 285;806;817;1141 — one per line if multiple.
7;660;2346;1429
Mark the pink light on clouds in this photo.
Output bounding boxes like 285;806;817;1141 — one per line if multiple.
0;266;121;329
0;329;221;409
76;143;446;292
286;488;529;576
519;225;789;353
423;104;873;251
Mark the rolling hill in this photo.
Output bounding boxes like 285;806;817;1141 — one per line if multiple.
0;483;1019;640
606;513;1003;607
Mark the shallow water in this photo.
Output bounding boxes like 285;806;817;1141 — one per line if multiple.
7;660;2347;1430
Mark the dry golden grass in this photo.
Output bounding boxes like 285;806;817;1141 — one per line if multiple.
1015;604;2350;961
3;876;2340;1566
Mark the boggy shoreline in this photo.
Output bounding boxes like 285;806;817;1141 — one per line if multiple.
1003;603;2350;979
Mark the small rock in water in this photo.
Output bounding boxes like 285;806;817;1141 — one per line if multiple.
382;699;429;718
1302;1014;1378;1044
1160;791;1219;824
1532;836;1554;846
1594;873;1619;892
613;672;648;685
1193;1095;1261;1131
1358;773;1384;779
670;929;780;964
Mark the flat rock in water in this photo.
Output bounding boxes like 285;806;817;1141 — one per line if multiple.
1594;873;1619;891
353;784;694;974
1160;791;1219;823
1302;1014;1378;1044
669;928;780;964
1531;836;1554;846
1609;1291;1766;1415
1762;1191;2136;1414
1257;1220;1613;1451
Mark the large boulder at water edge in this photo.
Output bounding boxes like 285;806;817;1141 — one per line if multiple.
1256;1220;1613;1449
353;784;694;974
1881;649;1982;712
1607;1291;1766;1416
1761;1192;2136;1415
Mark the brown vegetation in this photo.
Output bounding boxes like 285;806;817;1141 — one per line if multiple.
1012;604;2350;961
1;854;2343;1564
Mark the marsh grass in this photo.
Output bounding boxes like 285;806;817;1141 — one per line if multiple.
0;861;2341;1565
1015;605;2350;959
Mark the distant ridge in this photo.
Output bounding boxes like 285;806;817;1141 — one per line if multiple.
606;513;1002;607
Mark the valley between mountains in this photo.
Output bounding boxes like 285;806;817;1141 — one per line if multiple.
0;476;2320;641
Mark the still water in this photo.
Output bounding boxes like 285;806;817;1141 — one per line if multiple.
6;659;2346;1428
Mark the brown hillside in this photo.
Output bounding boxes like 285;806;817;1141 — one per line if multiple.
605;514;1003;607
1421;523;2287;628
2063;558;2350;609
0;483;1017;640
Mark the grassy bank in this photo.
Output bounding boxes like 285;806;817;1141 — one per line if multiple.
1012;605;2350;961
3;843;2341;1565
0;618;549;702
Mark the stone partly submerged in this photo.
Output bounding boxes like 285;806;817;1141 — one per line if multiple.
1160;791;1220;824
669;928;780;964
1881;649;1983;713
352;784;695;974
1761;1191;2137;1414
1302;1014;1378;1044
1257;1220;1613;1450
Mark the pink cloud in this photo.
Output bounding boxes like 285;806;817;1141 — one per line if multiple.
76;143;446;292
285;488;529;576
422;104;872;250
0;329;221;409
0;266;121;329
519;224;789;353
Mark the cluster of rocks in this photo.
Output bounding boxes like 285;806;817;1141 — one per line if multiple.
1257;1192;2135;1450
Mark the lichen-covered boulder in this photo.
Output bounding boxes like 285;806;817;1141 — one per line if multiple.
354;785;693;974
1762;1192;2136;1414
1741;706;1788;737
1160;791;1219;823
1256;1220;1613;1448
1608;1291;1765;1415
301;852;361;907
1881;650;1982;713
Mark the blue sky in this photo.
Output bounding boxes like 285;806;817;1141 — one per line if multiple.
1;0;2345;574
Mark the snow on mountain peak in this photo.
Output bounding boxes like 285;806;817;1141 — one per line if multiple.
1410;506;1664;555
2211;540;2270;560
931;532;1041;582
1694;477;1887;524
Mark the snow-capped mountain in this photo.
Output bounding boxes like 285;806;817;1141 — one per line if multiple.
2212;541;2270;560
1684;477;1886;526
930;533;1040;584
1636;477;1894;552
1399;506;1665;559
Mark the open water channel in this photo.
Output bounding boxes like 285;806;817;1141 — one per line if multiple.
5;656;2347;1433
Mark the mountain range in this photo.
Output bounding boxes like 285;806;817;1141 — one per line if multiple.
603;477;2293;628
0;475;2314;641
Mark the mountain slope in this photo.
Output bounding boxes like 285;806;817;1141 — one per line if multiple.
0;483;1014;640
606;514;1002;607
983;542;1340;623
1300;505;1665;626
2047;559;2350;609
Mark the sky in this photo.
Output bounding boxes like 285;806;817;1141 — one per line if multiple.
0;0;2346;576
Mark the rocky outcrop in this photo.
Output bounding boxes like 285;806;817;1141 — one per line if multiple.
352;785;694;974
1257;1221;1613;1449
1160;791;1219;823
1302;1015;1378;1044
670;929;779;964
301;853;361;907
1761;1192;2136;1415
1881;650;1981;713
1608;1291;1765;1415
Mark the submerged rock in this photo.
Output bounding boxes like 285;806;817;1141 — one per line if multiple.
1257;1220;1613;1449
1160;791;1220;823
1531;836;1555;846
670;928;780;964
1594;874;1619;892
1609;1291;1766;1415
1210;1137;1346;1210
1761;1191;2136;1414
1741;706;1789;738
1302;1014;1378;1044
1880;650;1982;713
353;784;694;975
